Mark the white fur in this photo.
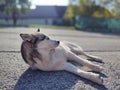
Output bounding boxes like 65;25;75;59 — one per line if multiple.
20;33;104;85
34;40;103;85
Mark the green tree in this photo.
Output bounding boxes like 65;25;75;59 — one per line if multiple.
92;6;113;18
77;0;113;18
63;0;74;25
77;0;96;16
112;0;120;17
64;0;113;24
98;0;120;18
0;0;31;26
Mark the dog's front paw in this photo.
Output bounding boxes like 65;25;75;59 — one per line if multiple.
86;72;103;85
93;74;103;85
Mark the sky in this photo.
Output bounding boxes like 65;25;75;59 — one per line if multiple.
31;0;69;8
30;0;114;12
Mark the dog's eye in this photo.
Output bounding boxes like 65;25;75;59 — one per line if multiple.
46;37;50;40
40;36;46;41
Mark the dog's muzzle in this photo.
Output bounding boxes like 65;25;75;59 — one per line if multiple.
57;41;60;44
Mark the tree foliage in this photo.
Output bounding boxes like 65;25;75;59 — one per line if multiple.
64;0;114;24
92;6;113;18
112;0;120;17
0;0;31;25
95;0;120;18
63;0;74;25
79;0;113;17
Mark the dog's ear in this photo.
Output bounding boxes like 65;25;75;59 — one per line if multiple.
20;33;32;41
37;28;40;32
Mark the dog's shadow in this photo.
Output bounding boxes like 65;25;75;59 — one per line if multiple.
14;68;108;90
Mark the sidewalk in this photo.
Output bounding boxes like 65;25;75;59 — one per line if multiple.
0;27;120;90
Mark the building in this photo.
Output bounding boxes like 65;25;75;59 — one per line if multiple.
0;6;67;25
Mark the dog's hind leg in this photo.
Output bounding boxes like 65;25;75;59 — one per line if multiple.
63;62;103;85
66;52;103;72
80;52;104;63
65;42;103;63
71;48;103;63
63;41;84;55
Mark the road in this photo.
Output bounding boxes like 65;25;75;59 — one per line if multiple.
0;27;120;90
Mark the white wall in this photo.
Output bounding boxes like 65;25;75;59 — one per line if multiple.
18;18;53;25
0;18;54;25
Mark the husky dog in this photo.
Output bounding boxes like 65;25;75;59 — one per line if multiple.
20;29;104;85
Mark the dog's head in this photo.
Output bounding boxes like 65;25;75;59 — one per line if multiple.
20;30;60;50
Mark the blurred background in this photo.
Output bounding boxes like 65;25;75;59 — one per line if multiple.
0;0;120;33
0;1;120;89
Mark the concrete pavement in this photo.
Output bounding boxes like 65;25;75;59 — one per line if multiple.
0;27;120;90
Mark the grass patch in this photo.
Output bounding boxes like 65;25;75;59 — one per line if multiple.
28;24;75;30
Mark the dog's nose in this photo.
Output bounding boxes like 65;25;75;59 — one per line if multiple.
57;41;60;44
